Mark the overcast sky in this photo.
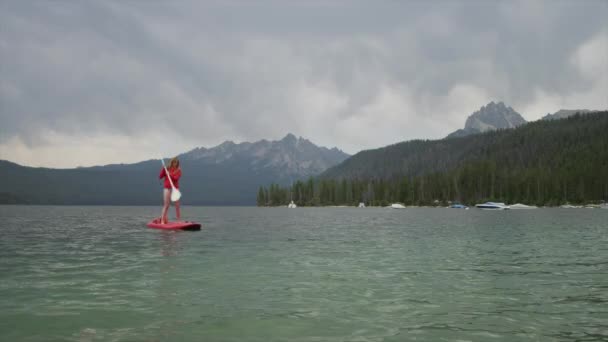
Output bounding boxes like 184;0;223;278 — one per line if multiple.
1;0;607;168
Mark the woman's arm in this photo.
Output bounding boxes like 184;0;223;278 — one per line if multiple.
159;168;166;179
172;168;182;180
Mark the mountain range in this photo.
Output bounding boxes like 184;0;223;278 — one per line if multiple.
0;134;349;205
180;133;347;179
1;101;604;205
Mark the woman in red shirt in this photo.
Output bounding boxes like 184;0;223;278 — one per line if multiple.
159;157;182;224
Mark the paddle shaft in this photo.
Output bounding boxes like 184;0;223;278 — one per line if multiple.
160;159;178;191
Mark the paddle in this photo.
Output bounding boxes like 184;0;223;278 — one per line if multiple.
161;158;182;202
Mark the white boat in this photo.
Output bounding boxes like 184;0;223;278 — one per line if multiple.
509;203;538;209
475;202;510;210
560;204;582;208
358;202;366;208
288;201;297;208
390;203;406;209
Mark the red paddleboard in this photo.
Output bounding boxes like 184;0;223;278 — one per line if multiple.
147;218;202;231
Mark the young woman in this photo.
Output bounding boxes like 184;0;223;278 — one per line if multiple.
159;157;181;224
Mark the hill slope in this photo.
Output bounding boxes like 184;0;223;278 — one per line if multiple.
274;112;608;206
541;109;595;121
323;112;607;181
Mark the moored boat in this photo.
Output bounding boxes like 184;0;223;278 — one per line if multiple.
475;202;509;210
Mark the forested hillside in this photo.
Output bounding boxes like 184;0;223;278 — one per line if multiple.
258;112;608;206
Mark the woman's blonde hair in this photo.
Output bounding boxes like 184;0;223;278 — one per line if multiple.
169;157;180;169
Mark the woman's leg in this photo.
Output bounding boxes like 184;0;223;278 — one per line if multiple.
161;189;170;223
175;199;181;221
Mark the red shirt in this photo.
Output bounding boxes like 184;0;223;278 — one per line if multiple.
159;167;181;189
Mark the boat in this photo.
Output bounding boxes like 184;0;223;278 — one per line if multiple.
288;200;297;208
358;202;366;208
475;202;510;210
390;203;406;209
449;203;469;209
509;203;538;209
560;204;582;208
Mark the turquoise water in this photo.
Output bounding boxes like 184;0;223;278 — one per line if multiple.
0;206;607;341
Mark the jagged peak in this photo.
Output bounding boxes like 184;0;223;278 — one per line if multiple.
281;133;297;141
472;101;522;117
184;146;208;154
478;101;512;112
329;146;347;154
447;101;526;139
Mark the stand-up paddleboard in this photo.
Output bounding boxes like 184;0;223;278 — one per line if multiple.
147;218;201;231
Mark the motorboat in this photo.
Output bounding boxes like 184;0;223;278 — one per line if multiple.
358;202;366;208
390;203;406;209
475;202;509;210
288;200;297;208
449;203;469;209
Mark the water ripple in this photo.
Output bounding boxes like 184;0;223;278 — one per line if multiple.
0;206;607;341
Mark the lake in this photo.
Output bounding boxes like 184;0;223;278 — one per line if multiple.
0;206;606;341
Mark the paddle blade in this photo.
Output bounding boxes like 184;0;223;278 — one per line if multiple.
171;189;181;202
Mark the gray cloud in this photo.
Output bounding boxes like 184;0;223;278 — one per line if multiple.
1;0;607;167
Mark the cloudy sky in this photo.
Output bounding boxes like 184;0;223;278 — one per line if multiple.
1;0;606;168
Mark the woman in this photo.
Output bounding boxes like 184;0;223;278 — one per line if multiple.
159;157;181;224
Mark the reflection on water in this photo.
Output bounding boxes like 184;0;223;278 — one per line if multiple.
159;231;179;257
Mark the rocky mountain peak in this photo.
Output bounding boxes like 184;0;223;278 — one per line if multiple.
447;101;527;138
465;101;526;131
217;140;236;149
281;133;297;142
